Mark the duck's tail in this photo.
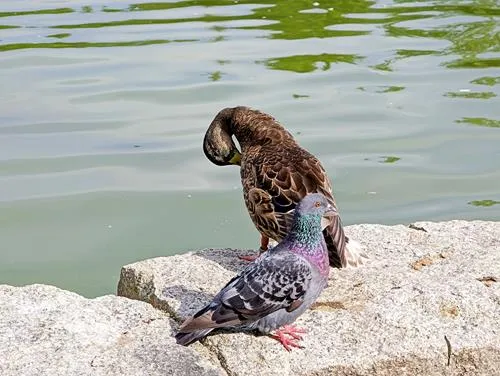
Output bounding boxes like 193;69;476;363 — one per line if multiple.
323;216;368;268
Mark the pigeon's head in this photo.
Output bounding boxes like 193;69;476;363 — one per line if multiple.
296;193;337;219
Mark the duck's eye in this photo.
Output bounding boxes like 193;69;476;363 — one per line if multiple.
314;201;321;208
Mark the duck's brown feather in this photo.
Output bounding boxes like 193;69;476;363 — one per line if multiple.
204;106;367;268
241;137;346;267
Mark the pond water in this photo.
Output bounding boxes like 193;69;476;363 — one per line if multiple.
1;0;499;297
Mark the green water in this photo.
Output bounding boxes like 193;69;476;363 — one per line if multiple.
1;0;499;297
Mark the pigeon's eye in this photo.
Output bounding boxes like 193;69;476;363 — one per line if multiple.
314;201;321;208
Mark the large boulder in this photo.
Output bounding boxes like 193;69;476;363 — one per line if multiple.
118;220;500;376
0;284;223;376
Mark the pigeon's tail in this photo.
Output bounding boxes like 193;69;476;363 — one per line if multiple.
175;303;232;346
323;215;368;268
175;328;214;346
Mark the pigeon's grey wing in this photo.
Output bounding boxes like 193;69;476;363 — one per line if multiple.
210;252;313;325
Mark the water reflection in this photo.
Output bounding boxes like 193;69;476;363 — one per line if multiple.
0;39;182;52
1;0;498;76
445;90;496;99
468;200;500;207
456;117;500;128
357;85;405;93
0;0;499;297
262;53;362;73
471;76;500;86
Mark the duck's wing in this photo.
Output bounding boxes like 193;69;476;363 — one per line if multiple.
243;146;364;268
244;147;336;241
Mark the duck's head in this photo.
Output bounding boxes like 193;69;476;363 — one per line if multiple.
203;107;242;166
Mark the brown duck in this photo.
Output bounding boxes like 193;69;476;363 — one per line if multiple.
203;106;367;268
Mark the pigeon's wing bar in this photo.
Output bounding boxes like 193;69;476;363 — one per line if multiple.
211;252;313;324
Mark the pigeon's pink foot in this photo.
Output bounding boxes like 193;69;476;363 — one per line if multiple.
281;325;307;340
271;325;307;351
238;254;259;262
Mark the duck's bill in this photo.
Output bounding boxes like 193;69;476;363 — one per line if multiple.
228;151;241;165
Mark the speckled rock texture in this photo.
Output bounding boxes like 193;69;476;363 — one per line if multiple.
118;220;500;376
0;284;224;376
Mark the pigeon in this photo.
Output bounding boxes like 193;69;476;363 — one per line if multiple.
203;106;367;268
175;193;334;351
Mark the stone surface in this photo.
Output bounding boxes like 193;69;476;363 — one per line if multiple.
118;220;500;376
0;284;224;376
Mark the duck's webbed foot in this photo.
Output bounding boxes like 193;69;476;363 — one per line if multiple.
238;235;269;262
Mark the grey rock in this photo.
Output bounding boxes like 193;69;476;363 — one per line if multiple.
0;284;224;376
118;220;500;376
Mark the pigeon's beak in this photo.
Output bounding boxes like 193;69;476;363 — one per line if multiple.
323;204;337;219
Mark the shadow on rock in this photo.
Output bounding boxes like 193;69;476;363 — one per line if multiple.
194;248;256;273
163;285;215;319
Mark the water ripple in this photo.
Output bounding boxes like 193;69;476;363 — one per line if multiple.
0;0;499;296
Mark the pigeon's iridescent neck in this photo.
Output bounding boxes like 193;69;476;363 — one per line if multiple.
287;213;329;274
288;214;323;246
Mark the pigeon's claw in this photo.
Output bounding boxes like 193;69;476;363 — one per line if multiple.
271;325;306;351
281;325;306;340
